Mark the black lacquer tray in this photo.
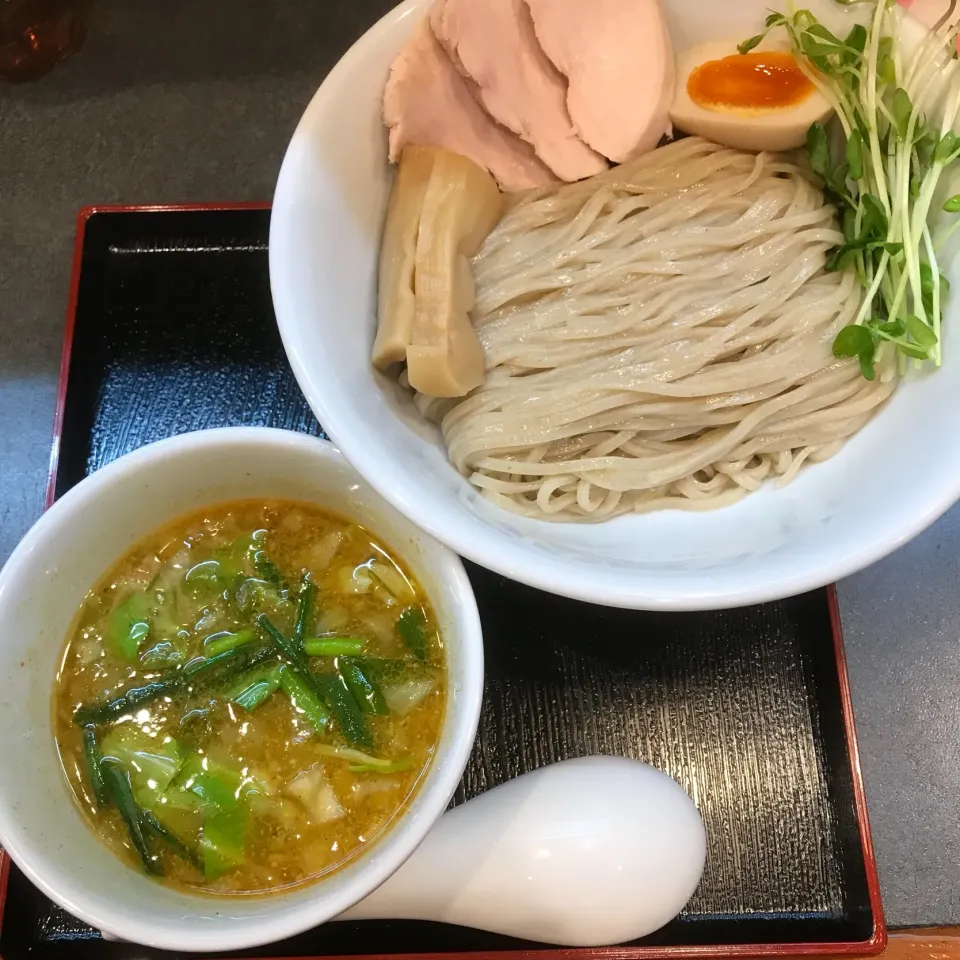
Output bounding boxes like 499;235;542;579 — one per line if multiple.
0;205;884;960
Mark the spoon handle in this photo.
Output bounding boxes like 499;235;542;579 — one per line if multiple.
339;756;706;947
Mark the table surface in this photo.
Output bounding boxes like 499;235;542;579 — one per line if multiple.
1;0;959;932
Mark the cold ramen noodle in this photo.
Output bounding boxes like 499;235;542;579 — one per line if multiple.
53;500;445;894
374;0;960;522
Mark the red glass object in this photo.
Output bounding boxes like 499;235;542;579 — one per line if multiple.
0;0;88;81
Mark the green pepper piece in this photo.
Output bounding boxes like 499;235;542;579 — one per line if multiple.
201;808;246;880
107;591;151;663
279;665;329;733
100;726;184;809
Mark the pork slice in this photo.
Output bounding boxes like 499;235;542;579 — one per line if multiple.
430;0;607;182
383;21;556;192
524;0;675;164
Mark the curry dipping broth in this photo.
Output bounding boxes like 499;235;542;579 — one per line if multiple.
53;499;445;895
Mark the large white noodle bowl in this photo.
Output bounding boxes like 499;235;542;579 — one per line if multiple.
270;0;960;610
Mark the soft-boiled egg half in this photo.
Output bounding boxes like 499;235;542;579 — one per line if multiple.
670;41;832;152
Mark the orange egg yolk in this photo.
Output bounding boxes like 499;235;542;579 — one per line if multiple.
687;51;814;111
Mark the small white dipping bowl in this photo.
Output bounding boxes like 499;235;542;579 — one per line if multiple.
0;427;483;953
270;0;960;610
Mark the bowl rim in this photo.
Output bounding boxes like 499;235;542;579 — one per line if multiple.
0;426;484;951
269;0;960;611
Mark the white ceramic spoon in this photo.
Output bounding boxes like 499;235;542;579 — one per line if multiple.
340;755;707;946
101;756;705;947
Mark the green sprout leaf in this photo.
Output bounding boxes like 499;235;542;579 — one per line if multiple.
942;194;960;213
878;54;896;85
833;324;874;358
899;342;930;359
892;87;913;140
805;22;843;47
829;162;849;196
845;23;867;54
765;12;786;27
800;31;839;59
846;130;864;180
842;207;858;243
875;319;906;338
806;122;830;181
826;243;863;273
861;194;888;239
738;34;763;54
859;350;877;380
919;263;950;316
934;131;960;165
906;314;938;350
876;241;903;256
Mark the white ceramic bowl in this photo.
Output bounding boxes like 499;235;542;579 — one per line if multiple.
269;0;960;610
0;427;483;952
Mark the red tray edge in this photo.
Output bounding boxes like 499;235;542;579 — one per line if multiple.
0;202;886;960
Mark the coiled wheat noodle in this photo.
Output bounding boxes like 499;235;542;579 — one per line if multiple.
414;137;895;521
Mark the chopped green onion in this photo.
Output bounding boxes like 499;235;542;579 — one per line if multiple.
230;665;283;712
257;613;305;664
141;811;203;872
349;656;433;685
74;646;275;726
253;551;287;593
315;744;398;768
396;607;428;660
203;628;255;658
303;637;364;657
293;580;316;648
101;760;160;875
257;614;371;746
81;724;108;807
347;758;414;774
313;673;373;748
339;658;389;715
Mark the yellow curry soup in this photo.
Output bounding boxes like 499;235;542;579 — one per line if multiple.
53;499;445;895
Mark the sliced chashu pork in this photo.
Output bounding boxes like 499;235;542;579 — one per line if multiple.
383;21;556;192
430;0;607;182
524;0;675;164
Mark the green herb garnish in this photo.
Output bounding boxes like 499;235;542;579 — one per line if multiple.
745;0;960;375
